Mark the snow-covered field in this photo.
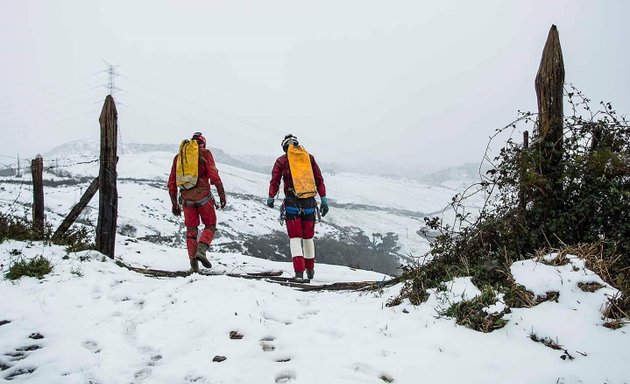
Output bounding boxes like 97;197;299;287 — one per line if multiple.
1;240;628;383
1;147;481;261
1;146;628;383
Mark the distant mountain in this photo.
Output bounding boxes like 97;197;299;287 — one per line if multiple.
3;140;491;274
419;162;489;190
41;140;489;192
43;140;266;174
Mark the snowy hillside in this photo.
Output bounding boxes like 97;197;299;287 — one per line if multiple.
0;142;485;273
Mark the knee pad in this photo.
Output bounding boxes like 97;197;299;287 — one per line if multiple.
289;237;303;257
303;238;315;259
186;226;198;239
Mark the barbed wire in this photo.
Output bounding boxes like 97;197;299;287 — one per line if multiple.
1;176;27;217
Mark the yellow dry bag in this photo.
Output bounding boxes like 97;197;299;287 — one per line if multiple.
287;144;317;198
175;139;199;189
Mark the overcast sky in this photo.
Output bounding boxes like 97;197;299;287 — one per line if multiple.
1;0;628;176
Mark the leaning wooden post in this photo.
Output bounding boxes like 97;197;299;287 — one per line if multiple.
30;155;44;235
52;176;100;241
534;25;565;209
95;95;118;258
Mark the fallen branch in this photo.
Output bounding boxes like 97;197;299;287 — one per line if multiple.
114;259;401;291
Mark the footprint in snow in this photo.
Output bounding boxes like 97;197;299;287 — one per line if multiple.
81;340;101;354
274;369;296;383
1;335;43;380
261;341;275;352
260;336;276;352
297;309;320;319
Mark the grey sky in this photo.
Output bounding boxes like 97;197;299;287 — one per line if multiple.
1;0;628;176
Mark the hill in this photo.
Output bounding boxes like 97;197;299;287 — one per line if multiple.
1;140;485;275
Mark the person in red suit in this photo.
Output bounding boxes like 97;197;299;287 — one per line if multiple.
267;134;329;280
168;132;227;272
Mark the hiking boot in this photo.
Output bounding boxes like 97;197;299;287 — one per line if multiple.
306;269;314;280
195;243;212;268
190;258;200;273
295;271;304;280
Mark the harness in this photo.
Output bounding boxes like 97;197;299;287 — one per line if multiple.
279;202;321;225
284;206;316;215
181;194;213;207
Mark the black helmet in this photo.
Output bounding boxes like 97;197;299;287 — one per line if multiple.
281;134;298;152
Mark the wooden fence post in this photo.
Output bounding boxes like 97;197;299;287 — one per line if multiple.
30;155;44;235
52;176;99;241
534;25;565;208
95;95;118;258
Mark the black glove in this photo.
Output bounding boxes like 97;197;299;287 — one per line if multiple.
170;195;181;216
266;197;274;208
216;184;227;208
320;196;329;217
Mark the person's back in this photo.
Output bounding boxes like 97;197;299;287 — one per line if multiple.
267;134;329;280
168;132;227;272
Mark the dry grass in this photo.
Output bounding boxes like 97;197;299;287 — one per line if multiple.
502;279;537;308
603;293;629;321
536;291;560;303
577;281;605;292
535;242;602;267
603;319;626;330
535;241;629;326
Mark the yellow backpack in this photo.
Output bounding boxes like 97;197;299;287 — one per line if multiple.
287;144;317;198
175;139;199;189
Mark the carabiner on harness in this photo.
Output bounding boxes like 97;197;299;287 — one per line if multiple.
278;202;286;225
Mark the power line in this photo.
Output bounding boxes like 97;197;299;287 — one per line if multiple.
94;60;125;101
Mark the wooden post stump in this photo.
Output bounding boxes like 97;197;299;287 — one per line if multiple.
30;155;44;235
95;95;118;258
534;25;565;207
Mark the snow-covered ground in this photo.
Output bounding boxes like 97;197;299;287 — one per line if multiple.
1;240;628;383
1;147;627;383
1;148;484;261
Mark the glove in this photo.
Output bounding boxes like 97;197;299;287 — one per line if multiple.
170;194;181;216
266;197;274;208
172;203;181;216
216;184;227;208
320;196;329;217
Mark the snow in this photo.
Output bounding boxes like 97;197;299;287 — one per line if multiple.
1;150;628;383
0;149;471;258
1;239;629;384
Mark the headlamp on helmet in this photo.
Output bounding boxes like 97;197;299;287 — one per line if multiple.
192;132;206;147
281;134;298;152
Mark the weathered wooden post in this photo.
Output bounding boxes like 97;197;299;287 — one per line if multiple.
534;25;565;208
16;154;22;177
95;95;118;258
52;176;100;241
30;155;44;235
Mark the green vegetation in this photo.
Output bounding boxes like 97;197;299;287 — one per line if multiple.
0;209;94;255
395;88;629;329
0;213;43;243
54;226;95;253
441;286;509;333
5;256;52;280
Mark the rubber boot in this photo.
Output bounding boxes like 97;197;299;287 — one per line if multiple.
195;242;212;268
306;269;314;279
190;258;200;273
